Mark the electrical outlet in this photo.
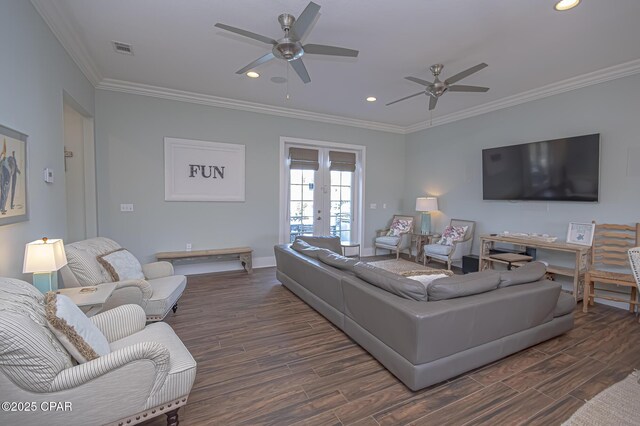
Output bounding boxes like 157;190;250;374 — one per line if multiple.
383;203;387;209
186;243;192;252
120;204;134;212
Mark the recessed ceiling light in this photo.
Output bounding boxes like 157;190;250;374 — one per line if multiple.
366;96;377;102
554;0;580;11
246;71;260;78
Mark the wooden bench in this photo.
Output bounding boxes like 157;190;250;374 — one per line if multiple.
156;247;253;273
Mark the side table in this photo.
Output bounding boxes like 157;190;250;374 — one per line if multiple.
56;283;117;317
412;233;440;262
341;242;361;258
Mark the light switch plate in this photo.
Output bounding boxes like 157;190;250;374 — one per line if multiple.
370;203;377;209
120;204;134;212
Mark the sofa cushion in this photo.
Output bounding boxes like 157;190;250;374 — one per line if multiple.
423;244;453;256
499;261;547;288
65;237;122;286
316;250;358;271
295;236;342;254
375;236;401;246
354;263;427;301
45;293;110;363
554;292;575;317
97;248;145;282
291;239;325;259
428;270;500;301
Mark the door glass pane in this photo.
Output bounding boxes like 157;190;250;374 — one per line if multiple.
289;169;315;242
329;169;354;242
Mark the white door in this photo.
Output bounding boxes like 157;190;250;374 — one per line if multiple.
282;140;363;244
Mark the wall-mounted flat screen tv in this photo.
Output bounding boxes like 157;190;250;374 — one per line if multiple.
482;134;600;202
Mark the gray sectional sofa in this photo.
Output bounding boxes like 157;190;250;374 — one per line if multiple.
274;236;574;390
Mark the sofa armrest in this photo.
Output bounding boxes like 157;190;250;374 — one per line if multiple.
49;342;170;393
90;304;147;342
143;261;175;280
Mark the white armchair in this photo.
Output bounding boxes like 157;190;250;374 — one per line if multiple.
424;219;476;270
374;215;415;259
0;278;196;426
60;237;186;322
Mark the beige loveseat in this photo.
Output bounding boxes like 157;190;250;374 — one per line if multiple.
0;278;196;426
60;237;186;321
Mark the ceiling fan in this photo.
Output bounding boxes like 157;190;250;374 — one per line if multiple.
214;2;359;84
386;63;489;110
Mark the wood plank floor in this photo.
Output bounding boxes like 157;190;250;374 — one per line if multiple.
141;263;640;426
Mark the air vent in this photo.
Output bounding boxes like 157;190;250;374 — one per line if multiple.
112;41;134;55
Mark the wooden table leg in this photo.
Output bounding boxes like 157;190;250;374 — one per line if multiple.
240;253;253;274
630;286;637;313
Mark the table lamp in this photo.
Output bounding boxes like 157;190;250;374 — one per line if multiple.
415;197;438;235
23;237;68;293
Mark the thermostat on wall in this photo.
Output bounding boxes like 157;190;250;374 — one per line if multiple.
43;168;54;183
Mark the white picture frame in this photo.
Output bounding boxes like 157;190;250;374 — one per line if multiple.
566;222;595;246
164;137;245;202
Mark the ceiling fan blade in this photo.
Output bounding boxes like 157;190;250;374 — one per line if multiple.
303;44;359;57
290;58;311;84
214;23;276;45
291;2;321;40
445;63;488;85
235;52;276;75
404;76;432;86
448;85;490;93
429;95;438;111
385;92;425;106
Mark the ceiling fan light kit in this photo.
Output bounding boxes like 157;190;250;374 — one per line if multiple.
386;63;490;111
554;0;581;11
214;2;359;84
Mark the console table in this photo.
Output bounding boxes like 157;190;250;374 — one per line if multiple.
156;247;253;273
479;235;591;302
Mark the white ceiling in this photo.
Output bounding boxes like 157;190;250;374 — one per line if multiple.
34;0;640;130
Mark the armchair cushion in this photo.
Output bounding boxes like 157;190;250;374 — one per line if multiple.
424;243;453;256
97;248;144;282
375;236;401;246
387;217;413;236
45;293;110;363
65;237;121;286
438;225;468;246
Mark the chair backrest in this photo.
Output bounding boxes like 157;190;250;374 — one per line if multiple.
590;222;640;270
64;237;122;287
450;219;476;257
628;247;640;289
0;278;72;392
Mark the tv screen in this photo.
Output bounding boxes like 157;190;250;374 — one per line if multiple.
482;134;600;202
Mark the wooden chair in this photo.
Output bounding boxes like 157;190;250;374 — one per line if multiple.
628;247;640;322
583;222;640;314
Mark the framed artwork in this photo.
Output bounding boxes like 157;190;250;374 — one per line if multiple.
566;222;595;246
164;137;245;202
0;125;28;226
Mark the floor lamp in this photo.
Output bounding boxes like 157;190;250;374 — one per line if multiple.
415;197;438;235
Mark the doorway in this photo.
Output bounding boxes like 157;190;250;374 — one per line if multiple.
279;137;365;244
63;98;97;242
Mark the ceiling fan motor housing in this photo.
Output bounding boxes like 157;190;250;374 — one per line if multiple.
273;39;304;61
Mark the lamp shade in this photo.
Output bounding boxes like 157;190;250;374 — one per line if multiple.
23;238;68;273
415;197;438;212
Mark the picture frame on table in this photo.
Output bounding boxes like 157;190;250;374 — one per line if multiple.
0;124;28;226
566;222;595;246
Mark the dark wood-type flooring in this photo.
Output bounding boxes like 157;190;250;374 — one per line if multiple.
142;262;640;426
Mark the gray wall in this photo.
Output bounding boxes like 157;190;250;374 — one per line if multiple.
404;73;640;262
0;1;94;278
94;90;405;264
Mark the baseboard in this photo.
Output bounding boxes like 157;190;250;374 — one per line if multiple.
174;256;276;276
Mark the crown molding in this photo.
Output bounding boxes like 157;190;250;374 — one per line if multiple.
30;0;102;86
404;58;640;134
96;79;407;134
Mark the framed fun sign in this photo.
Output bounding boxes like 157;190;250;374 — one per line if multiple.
164;137;245;202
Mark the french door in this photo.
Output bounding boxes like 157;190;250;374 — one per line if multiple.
281;139;363;244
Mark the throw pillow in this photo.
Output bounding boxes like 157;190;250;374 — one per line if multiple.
97;248;144;282
438;225;468;246
386;217;413;237
44;293;110;363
